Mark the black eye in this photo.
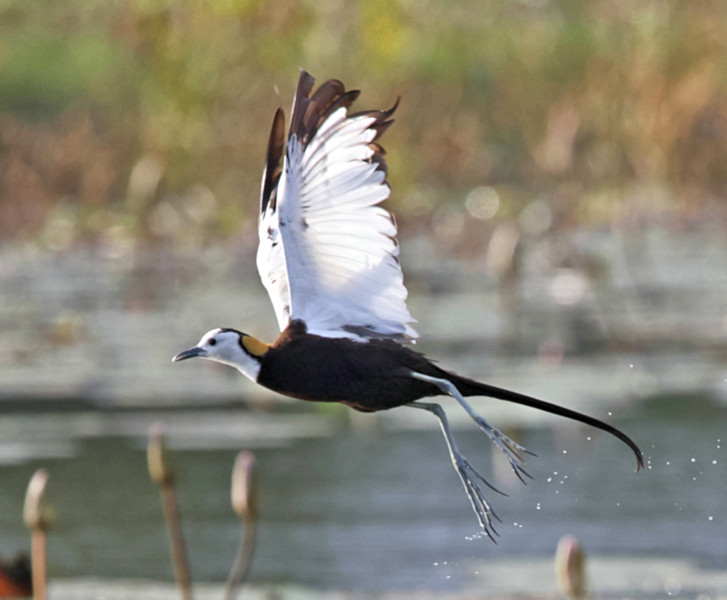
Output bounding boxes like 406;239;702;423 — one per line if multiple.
208;338;217;346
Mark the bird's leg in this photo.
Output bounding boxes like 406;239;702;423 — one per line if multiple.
410;372;533;483
407;401;502;541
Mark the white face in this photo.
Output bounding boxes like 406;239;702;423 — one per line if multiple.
173;328;261;382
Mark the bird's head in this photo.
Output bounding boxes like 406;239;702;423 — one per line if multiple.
172;328;269;382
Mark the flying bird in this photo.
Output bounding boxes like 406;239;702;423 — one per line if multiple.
173;71;643;540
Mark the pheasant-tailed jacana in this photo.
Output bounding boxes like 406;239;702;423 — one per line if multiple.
174;71;643;540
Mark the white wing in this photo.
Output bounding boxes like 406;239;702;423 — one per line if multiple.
257;71;417;341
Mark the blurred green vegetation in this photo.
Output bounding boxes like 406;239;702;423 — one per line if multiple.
0;0;725;250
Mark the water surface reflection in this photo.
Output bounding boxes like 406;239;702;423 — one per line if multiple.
0;395;723;593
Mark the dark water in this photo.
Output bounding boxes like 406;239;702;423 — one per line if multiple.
0;393;723;593
0;233;726;595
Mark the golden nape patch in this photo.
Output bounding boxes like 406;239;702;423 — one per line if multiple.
242;335;270;357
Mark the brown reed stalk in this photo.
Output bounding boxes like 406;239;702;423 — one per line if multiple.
555;534;587;600
23;469;50;600
148;423;193;600
224;452;258;600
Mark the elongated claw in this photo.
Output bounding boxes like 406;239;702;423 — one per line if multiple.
469;414;534;483
452;452;503;542
408;401;504;541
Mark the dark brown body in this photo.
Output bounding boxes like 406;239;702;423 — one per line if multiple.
258;322;445;411
257;321;644;467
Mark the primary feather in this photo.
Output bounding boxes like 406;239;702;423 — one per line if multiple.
257;71;417;341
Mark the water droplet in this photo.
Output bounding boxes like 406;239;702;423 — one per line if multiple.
562;450;568;455
664;578;682;596
708;515;714;521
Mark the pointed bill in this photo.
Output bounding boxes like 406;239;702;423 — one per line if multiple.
172;346;207;362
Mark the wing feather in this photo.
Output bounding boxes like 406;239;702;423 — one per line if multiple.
260;108;286;214
257;71;417;341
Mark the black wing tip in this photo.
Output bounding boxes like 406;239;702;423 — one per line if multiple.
296;70;316;95
261;70;400;218
289;70;399;146
260;107;287;214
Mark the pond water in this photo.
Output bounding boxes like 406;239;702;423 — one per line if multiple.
0;393;724;596
0;229;726;596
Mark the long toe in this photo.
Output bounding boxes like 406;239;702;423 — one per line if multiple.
453;455;505;541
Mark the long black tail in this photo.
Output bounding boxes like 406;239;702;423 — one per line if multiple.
449;372;644;471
